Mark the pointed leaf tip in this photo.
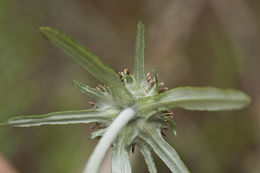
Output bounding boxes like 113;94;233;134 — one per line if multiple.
39;26;53;36
72;80;82;87
137;21;145;27
39;26;49;31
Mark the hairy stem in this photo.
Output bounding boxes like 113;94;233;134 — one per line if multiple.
83;107;136;173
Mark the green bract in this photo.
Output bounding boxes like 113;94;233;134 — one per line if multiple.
2;22;251;173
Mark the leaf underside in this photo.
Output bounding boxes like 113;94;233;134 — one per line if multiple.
137;121;190;173
139;141;157;173
39;27;133;107
134;21;146;87
112;126;138;173
3;109;119;127
72;80;108;101
138;87;251;118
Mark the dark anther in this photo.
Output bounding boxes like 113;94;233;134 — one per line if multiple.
98;84;106;92
131;144;136;153
90;123;100;129
124;68;130;75
161;131;166;137
159;87;168;93
89;101;95;107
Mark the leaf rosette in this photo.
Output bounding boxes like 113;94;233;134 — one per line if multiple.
1;22;251;173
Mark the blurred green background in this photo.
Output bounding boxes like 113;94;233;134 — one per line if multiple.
0;0;259;173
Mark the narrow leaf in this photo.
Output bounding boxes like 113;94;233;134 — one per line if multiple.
137;121;190;173
161;116;177;136
138;87;251;117
152;69;159;89
122;74;134;84
72;80;108;101
112;126;138;173
3;109;119;127
134;22;146;86
139;141;157;173
39;27;132;107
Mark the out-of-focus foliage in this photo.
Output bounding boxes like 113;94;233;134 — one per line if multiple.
0;0;259;173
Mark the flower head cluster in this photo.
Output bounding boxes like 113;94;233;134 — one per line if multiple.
2;22;250;173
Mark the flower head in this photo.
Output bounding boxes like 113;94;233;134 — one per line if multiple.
2;22;250;173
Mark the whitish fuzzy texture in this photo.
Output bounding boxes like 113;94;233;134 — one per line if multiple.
84;107;136;173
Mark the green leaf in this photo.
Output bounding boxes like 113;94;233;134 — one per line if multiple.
134;22;146;87
122;74;134;84
137;120;190;173
161;116;177;136
152;69;159;90
112;126;138;173
137;87;251;118
39;27;133;107
3;109;119;127
72;80;108;101
139;141;157;173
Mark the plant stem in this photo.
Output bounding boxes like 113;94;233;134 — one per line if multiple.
83;107;136;173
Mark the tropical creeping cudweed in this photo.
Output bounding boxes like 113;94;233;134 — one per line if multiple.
1;22;250;173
